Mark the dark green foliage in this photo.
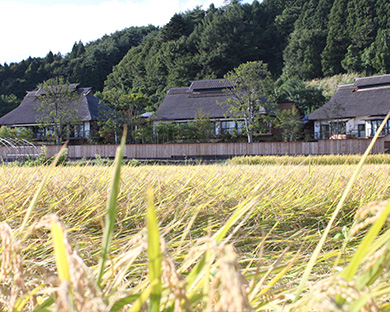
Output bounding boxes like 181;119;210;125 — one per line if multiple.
0;26;156;99
362;29;390;75
36;77;80;145
222;61;276;143
96;88;151;144
341;0;377;73
283;29;328;80
2;0;390;121
321;0;350;76
276;78;327;114
0;125;33;140
161;14;193;42
0;94;19;117
321;0;388;77
274;6;302;39
274;106;302;142
283;0;334;80
154;113;215;144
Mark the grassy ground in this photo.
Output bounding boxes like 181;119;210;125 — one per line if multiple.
1;153;390;310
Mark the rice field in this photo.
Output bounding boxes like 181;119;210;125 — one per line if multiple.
1;149;390;311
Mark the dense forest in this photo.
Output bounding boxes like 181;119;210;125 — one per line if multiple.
0;0;389;117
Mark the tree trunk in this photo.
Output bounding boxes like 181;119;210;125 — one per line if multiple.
245;117;253;143
247;132;253;143
55;126;61;145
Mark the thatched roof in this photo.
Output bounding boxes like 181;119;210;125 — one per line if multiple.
309;74;390;120
189;79;234;91
0;85;111;126
156;79;235;121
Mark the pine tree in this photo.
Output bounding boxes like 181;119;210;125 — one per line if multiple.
362;29;390;75
161;14;192;42
341;0;377;73
282;0;333;80
321;0;349;76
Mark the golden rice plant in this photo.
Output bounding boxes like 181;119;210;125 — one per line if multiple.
230;153;390;166
1;121;390;310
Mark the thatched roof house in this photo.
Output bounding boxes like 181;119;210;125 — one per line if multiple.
156;79;298;139
309;74;390;139
0;84;111;141
156;79;234;121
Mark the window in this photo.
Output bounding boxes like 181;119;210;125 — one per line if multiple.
330;121;346;136
320;124;330;139
215;122;221;135
236;121;245;134
358;124;365;137
221;121;236;134
370;119;390;136
67;124;85;138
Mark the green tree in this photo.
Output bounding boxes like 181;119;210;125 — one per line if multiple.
274;106;302;142
161;14;192;42
191;110;214;142
0;94;19;117
283;29;327;79
0;126;33;141
155;122;180;144
341;0;377;73
180;110;215;143
135;120;154;144
274;6;302;39
321;0;349;76
36;77;80;145
222;61;276;143
361;29;390;75
97;88;150;144
276;78;326;114
69;41;86;58
282;0;333;80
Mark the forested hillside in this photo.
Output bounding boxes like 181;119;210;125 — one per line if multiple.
0;25;156;99
0;0;389;116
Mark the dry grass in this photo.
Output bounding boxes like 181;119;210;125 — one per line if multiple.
0;157;390;310
306;73;362;98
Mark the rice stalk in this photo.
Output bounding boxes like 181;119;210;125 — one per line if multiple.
342;201;390;283
294;111;390;302
18;144;68;238
146;188;162;312
1;145;390;310
96;128;126;289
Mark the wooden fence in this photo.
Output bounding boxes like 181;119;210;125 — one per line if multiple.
43;137;388;159
0;137;387;161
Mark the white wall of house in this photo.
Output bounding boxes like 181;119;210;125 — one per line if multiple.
346;116;389;137
365;118;390;137
313;116;390;139
347;116;369;136
84;121;91;137
314;116;370;139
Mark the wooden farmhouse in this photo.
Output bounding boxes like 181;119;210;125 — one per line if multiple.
155;79;300;141
0;84;111;143
309;74;390;139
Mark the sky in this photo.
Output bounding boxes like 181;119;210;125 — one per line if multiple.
0;0;254;65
